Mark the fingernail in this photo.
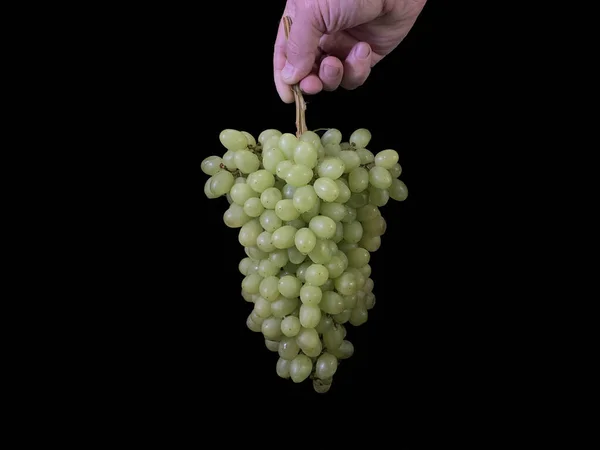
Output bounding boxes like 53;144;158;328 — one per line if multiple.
356;44;371;60
323;64;340;78
282;62;294;81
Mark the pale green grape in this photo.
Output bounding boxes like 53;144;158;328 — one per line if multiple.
254;297;272;318
324;143;341;157
363;277;374;294
300;304;321;328
359;264;372;278
256;231;275;252
309;215;337;239
276;357;291;379
343;293;358;309
281;315;301;337
356;204;380;222
368;166;392;189
235;177;246;184
389;178;408;201
204;179;216;199
275;199;301;221
321;128;342;146
276;160;294;180
362;216;386;236
246;246;267;262
304;264;329;286
250;311;264;326
201;156;223;175
220;129;248;151
315;352;338;379
343;221;363;244
239;257;253;276
247;170;275;193
334;272;358;296
348;267;365;290
290;354;312;383
294;227;317;254
241;131;256;147
299;130;321;149
238;219;263;247
210;170;235;197
259;276;280;302
323;326;344;350
374;149;399;169
268;249;289;268
315;315;334;334
334;179;352;204
302;339;322;357
349;307;368;326
333;309;351;324
358;235;381;252
339;151;361;174
262;148;286;174
278;336;300;360
266;339;280;351
296;327;320;350
364;292;376;309
349;128;371;148
242;273;262;295
317;157;345;180
287;246;307;264
356;148;374;164
234;149;260;174
338;242;358;253
347;192;368;208
320;291;345;315
278;275;302;298
389;163;402;178
299;284;322;305
222;150;237;170
341;206;357;224
271;296;298;318
226;193;233;205
307;238;333;264
295;261;311;283
325;254;346;279
223;204;250;228
312;178;339;202
243;197;264;217
286;218;306;229
349;167;369;193
230;183;258;206
246;315;261;332
332;222;344;243
292;185;318;213
369;187;389;207
286;164;313;187
331;340;354;359
271;225;297;249
246;260;260;274
258;259;279;278
313;378;332;393
300;198;321;223
262;317;283;340
319;202;346;222
259;210;283;233
278;133;298;159
258;129;282;145
293;141;318;169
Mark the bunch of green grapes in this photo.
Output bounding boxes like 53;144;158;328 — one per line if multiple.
201;127;408;393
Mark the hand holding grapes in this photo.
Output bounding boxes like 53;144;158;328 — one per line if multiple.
274;0;428;103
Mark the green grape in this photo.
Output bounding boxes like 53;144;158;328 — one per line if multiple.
294;227;317;254
272;296;298;318
276;357;291;379
332;221;344;243
234;149;260;174
334;272;358;296
356;148;375;164
220;129;248;151
347;191;368;208
349;307;368;326
315;314;334;334
304;264;329;286
204;179;216;199
271;225;298;249
278;133;298;158
275;199;301;221
286;218;306;229
347;267;366;290
325;254;346;279
389;178;408;201
238;219;263;247
343;293;358;309
339;151;361;174
278;275;302;298
286;164;313;187
259;210;283;233
389;163;402;178
235;177;246;184
374;149;399;169
309;215;337;239
230;183;258;206
278;336;301;360
294;141;318;169
290;354;312;383
362;215;386;236
246;315;261;332
321;128;342;146
223;204;251;228
338;241;358;253
343;221;363;244
319;202;347;222
287;246;307;264
313;378;332;393
241;131;256;147
276;160;294;180
258;259;279;278
246;247;267;262
333;309;351;324
358;235;381;252
260;187;282;209
303;339;323;357
253;297;272;318
300;197;321;222
313;177;340;202
341;206;357;224
369;187;389;207
265;340;280;352
307;238;333;264
258;129;282;145
247;169;275;193
324;143;342;157
201;156;223;175
363;277;374;294
300;304;321;328
315;352;338;379
317;157;345;180
268;248;289;268
256;231;275;252
293;185;318;214
296;327;320;350
349;128;371;148
295;261;311;282
259;275;280;302
262;148;286;174
348;167;369;193
320;291;345;315
242;273;262;295
323;326;344;350
243;197;265;217
263;136;281;153
222;150;237;170
299;284;322;305
300;130;321;149
364;292;376;310
210;170;235;197
261;317;283;340
239;257;253;276
281;315;301;337
368;166;392;189
331;340;354;359
359;263;372;278
356;204;380;222
334;179;352;204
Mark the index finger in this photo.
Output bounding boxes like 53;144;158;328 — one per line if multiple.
274;17;294;104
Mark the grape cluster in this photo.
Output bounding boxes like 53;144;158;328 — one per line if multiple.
201;127;408;393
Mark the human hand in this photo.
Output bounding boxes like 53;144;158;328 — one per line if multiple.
274;0;427;103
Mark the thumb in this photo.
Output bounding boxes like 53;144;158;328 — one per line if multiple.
282;10;323;85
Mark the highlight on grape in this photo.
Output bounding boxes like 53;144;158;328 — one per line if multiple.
201;127;408;393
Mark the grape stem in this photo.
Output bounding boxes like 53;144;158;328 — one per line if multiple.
283;16;307;138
